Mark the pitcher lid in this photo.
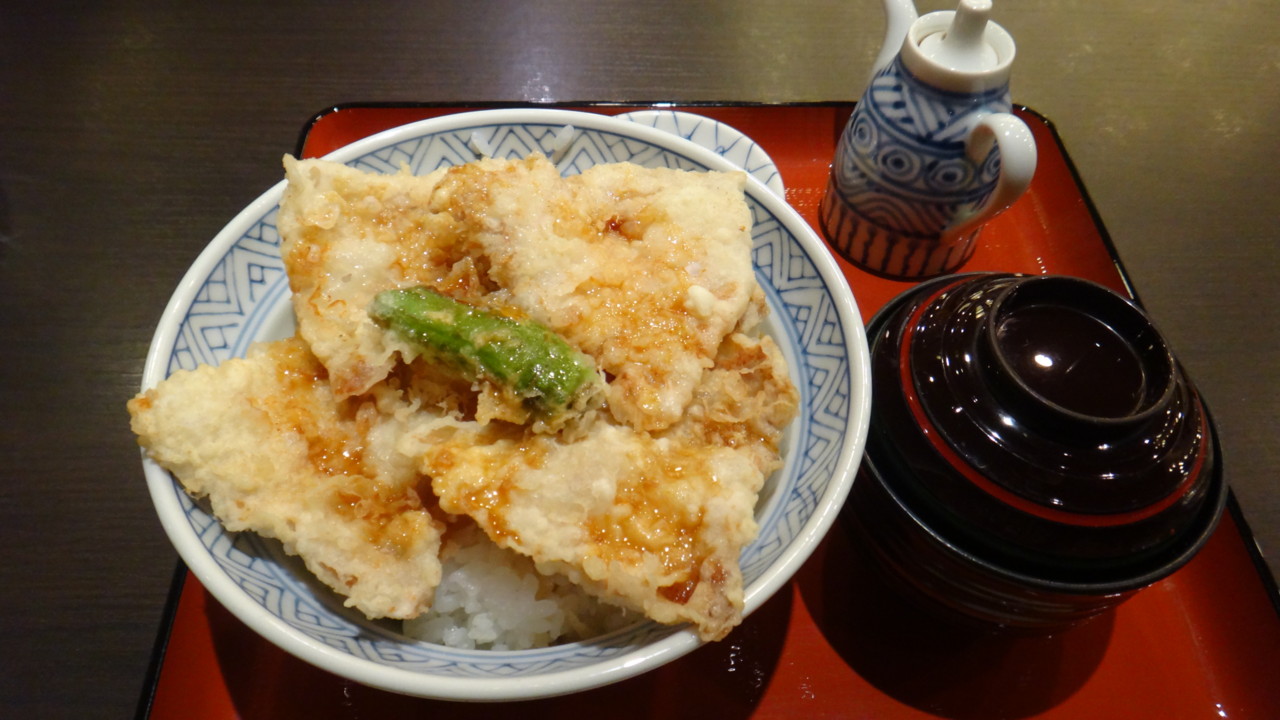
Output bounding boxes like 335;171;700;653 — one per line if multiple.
900;0;1016;93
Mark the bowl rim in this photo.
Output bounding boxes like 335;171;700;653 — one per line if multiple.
136;107;871;700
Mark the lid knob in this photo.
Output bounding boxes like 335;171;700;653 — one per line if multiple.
917;0;1000;73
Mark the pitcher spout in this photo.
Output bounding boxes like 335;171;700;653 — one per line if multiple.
874;0;919;76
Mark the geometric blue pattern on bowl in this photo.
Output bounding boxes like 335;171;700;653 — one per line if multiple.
616;110;786;199
138;108;869;700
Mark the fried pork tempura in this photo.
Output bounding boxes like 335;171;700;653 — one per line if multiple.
280;154;756;433
277;157;463;399
127;338;445;619
132;153;798;643
434;157;757;432
402;329;797;641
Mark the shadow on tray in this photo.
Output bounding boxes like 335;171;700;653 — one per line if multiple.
798;514;1115;719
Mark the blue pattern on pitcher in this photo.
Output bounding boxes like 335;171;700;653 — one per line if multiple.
820;0;1036;279
831;57;1010;239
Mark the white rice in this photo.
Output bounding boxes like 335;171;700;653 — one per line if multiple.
403;524;636;650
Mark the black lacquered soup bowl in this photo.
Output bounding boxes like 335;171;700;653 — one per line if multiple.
845;273;1227;630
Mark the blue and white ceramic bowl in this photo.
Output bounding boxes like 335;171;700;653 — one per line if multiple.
137;109;871;700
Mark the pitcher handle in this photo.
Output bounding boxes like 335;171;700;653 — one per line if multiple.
944;113;1037;240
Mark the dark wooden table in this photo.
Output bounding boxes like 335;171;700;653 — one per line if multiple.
2;2;1276;717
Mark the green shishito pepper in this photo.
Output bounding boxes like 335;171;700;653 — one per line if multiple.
370;286;602;419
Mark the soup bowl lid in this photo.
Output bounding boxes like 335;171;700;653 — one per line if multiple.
865;273;1220;575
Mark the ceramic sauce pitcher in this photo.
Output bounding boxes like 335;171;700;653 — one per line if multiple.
820;0;1037;279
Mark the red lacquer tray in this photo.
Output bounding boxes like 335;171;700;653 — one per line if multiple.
137;104;1280;719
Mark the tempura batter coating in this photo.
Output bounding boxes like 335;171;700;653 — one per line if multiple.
128;338;445;619
435;156;756;432
402;330;797;641
278;158;464;398
280;155;756;432
134;154;797;644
